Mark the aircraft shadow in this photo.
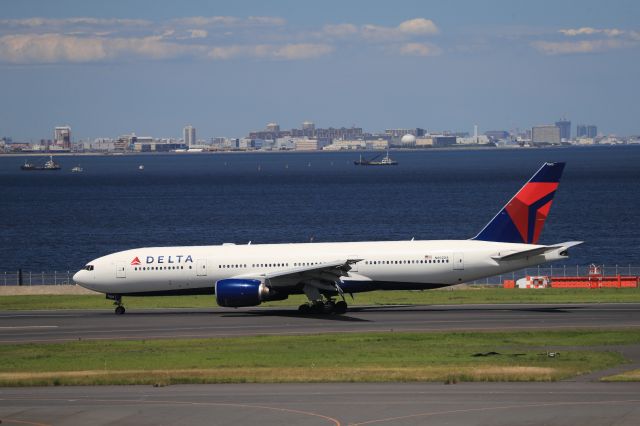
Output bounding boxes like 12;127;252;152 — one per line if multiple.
228;309;370;322
348;305;585;314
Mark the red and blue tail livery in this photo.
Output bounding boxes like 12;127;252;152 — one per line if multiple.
473;162;565;244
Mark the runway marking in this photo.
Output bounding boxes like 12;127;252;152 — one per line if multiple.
350;398;640;425
0;326;58;330
1;397;341;426
0;419;51;426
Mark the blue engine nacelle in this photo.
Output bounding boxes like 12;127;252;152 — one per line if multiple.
215;279;264;307
215;278;290;307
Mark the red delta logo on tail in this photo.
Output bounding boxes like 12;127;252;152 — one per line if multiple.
473;162;565;245
505;182;558;244
131;256;141;266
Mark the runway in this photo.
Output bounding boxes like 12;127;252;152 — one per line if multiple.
2;304;640;425
2;382;640;425
1;303;639;343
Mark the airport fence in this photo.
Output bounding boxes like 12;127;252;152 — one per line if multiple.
2;270;74;286
470;264;640;286
2;265;640;287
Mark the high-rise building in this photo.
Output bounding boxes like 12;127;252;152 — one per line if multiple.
183;125;196;147
532;125;561;144
577;124;597;138
302;121;315;132
54;126;71;149
555;119;571;140
266;123;280;133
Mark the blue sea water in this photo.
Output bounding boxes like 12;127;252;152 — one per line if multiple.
1;146;638;272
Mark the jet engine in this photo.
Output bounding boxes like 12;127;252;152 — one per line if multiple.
215;278;287;307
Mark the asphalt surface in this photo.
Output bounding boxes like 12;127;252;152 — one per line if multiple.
1;303;639;343
2;382;640;426
2;304;640;425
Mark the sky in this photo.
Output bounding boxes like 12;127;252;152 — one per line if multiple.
1;0;639;141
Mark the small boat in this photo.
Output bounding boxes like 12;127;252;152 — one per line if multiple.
20;160;35;170
71;165;83;173
354;150;398;166
20;155;61;171
138;165;144;171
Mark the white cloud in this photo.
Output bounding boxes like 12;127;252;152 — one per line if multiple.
0;33;202;64
397;18;439;35
188;29;208;39
209;43;333;60
268;43;333;59
0;17;150;28
322;23;358;38
0;15;442;64
531;39;626;55
172;16;285;28
360;24;402;41
247;16;286;26
559;27;625;37
398;42;441;56
319;18;439;42
533;26;639;55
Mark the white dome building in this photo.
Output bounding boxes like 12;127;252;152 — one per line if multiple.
401;134;416;145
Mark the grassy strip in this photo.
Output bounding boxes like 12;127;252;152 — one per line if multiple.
0;288;640;310
1;288;640;311
0;330;636;386
601;369;640;382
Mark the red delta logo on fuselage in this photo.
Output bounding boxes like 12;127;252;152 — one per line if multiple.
131;257;141;266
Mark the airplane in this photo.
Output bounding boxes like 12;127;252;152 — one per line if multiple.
73;162;581;315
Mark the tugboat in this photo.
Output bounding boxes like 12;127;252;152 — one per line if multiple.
20;156;61;171
354;150;398;166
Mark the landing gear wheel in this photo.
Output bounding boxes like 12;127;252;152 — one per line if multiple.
115;305;126;315
334;300;348;314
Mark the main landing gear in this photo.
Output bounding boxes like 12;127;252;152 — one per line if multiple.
298;283;349;315
107;294;126;315
298;299;348;315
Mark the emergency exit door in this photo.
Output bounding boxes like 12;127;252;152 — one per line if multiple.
116;264;126;278
453;253;464;270
196;259;207;276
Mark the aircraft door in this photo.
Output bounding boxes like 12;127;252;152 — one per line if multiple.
196;259;207;276
116;264;126;278
453;253;464;270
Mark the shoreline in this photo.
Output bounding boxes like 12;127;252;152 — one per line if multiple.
0;144;630;157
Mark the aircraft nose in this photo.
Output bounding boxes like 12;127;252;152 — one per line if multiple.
73;270;84;284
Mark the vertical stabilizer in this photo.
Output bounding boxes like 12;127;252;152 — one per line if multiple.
473;162;565;244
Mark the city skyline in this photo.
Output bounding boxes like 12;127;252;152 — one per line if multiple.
1;0;639;139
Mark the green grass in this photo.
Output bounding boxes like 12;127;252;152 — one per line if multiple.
1;288;640;311
0;330;636;386
602;369;640;382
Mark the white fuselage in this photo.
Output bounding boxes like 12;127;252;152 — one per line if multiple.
73;239;567;296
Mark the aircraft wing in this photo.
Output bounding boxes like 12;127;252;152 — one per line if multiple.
492;241;583;261
231;258;362;289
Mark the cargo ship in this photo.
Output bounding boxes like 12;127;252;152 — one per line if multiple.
20;156;61;171
354;150;398;166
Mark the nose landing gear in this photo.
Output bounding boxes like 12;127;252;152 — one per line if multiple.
107;294;126;315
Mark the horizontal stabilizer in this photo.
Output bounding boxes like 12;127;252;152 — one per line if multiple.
492;241;583;261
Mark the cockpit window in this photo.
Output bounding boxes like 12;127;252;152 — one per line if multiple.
85;265;94;271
